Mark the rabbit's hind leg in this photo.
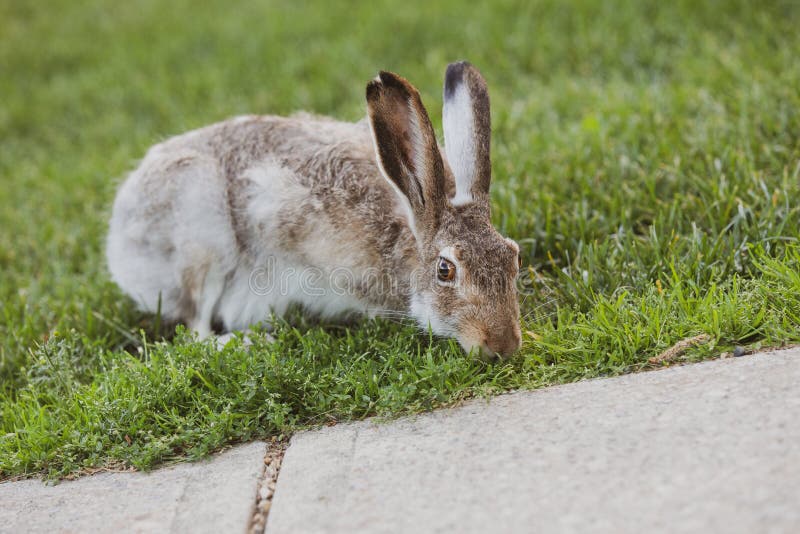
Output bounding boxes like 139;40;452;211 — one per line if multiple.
176;254;228;339
166;154;238;339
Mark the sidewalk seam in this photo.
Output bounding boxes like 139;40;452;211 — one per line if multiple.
250;438;287;534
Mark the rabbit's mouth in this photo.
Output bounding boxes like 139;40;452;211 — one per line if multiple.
481;336;522;360
452;333;511;361
454;321;522;360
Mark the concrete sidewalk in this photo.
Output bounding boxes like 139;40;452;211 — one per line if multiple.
267;349;800;534
1;350;797;533
0;441;265;534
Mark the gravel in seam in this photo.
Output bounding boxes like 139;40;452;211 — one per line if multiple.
249;437;288;534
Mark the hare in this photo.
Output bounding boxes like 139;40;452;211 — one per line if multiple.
107;61;522;358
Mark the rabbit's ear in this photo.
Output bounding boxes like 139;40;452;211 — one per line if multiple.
442;61;491;206
367;71;447;231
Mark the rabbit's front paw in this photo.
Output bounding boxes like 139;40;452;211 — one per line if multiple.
215;330;275;351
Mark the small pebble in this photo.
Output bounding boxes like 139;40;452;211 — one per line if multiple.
733;346;746;357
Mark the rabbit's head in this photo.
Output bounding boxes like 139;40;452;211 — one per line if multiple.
367;62;521;359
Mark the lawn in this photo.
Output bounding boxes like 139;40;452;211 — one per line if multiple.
1;0;799;479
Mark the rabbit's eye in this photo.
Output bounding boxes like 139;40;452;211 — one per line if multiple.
437;257;456;282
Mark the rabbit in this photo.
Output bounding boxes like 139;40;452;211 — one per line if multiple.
107;61;522;359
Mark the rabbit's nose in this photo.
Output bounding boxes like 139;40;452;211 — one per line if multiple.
484;328;521;359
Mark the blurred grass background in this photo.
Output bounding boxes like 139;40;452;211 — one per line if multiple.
1;0;799;478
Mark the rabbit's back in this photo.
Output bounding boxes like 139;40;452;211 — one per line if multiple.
107;114;415;334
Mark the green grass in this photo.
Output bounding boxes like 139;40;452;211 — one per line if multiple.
2;0;799;479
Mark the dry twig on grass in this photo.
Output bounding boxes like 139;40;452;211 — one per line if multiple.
649;334;712;365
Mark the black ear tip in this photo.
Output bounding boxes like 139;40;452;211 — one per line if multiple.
448;60;472;69
378;70;404;88
444;61;471;98
366;77;382;99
